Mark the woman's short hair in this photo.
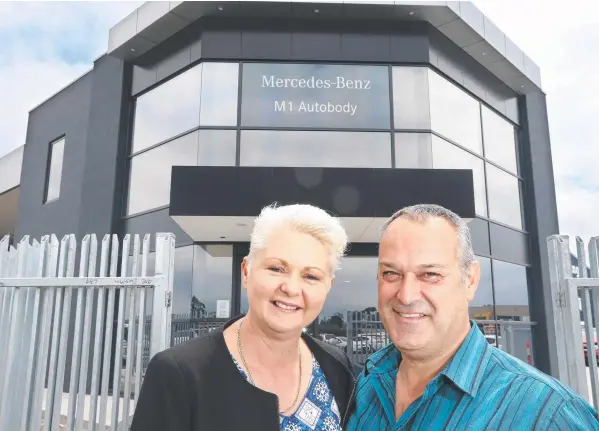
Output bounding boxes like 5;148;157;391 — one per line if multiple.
247;203;349;273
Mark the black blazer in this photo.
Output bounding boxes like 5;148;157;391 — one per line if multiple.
130;315;357;431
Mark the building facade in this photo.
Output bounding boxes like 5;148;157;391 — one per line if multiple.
1;1;560;376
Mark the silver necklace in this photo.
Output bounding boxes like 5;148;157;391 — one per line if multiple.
236;319;303;415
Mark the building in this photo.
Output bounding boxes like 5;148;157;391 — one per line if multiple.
0;1;559;376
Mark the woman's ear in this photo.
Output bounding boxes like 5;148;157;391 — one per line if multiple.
241;256;250;290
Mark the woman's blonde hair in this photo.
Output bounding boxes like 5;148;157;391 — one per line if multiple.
247;203;349;273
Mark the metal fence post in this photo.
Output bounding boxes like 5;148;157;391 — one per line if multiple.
152;233;175;357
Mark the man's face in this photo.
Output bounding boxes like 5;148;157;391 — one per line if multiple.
377;217;480;359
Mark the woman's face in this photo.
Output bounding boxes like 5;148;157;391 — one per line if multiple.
242;227;334;335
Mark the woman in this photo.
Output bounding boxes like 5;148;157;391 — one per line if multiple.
131;203;356;431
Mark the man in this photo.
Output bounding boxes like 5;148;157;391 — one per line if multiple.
344;204;599;430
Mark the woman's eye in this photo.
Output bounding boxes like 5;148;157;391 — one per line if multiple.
305;274;320;281
268;266;283;273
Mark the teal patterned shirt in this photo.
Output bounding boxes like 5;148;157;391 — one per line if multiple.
345;322;599;430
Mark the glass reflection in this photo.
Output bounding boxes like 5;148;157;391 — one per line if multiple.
429;70;482;155
45;137;65;202
131;65;202;154
432;135;487;217
200;63;239;126
191;245;233;319
486;164;523;230
395;133;432;168
493;260;529;321
241;63;390;129
482;105;518;174
469;256;494;319
240;130;391;168
127;132;198;216
197;130;237;166
392;67;431;129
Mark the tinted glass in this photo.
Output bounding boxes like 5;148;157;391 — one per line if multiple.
432;135;487;216
392;67;430;129
45;137;65;202
131;65;202;153
493;260;529;321
486;164;523;230
200;63;239;126
318;256;378;335
482;105;518;173
240;130;391;168
429;70;482;154
394;133;432;168
127;131;198;215
470;256;494;319
172;246;194;315
191;245;233;320
241;63;390;129
197;130;237;166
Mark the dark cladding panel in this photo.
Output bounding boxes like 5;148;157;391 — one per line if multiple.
341;34;391;62
489;222;530;265
170;166;476;219
390;33;430;63
198;30;242;60
290;33;342;61
468;217;490;256
241;31;292;59
124;208;193;249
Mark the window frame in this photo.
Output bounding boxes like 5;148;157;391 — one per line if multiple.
43;136;66;204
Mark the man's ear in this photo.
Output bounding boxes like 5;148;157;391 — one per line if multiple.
466;260;481;302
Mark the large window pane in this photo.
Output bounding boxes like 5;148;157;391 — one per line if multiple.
482;105;518;173
493;260;529;322
432;135;487;216
45;137;65;202
200;63;239;126
486;164;523;230
172;246;194;315
132;65;202;153
240;130;391;168
198;130;237;166
127;132;198;215
191;245;233;320
394;133;432;168
241;63;390;129
392;67;430;129
470;256;494;319
429;70;482;154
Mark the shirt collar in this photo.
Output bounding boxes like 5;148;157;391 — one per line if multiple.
364;321;492;397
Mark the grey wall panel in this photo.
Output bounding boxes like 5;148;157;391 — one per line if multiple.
341;34;391;62
156;45;191;82
78;55;130;240
489;222;530;265
124;208;193;249
241;31;292;60
519;91;560;376
197;30;242;60
132;65;157;95
291;33;342;61
16;73;93;241
390;32;430;64
468;217;490;256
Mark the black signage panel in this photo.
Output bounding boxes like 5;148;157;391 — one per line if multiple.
241;63;390;129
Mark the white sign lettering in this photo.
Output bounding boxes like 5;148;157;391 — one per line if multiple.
261;75;372;90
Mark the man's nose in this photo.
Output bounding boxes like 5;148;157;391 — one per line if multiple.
396;274;422;305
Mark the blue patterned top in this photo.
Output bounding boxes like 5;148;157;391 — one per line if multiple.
232;354;342;431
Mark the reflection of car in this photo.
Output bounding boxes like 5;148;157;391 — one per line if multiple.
582;326;598;366
319;333;338;344
327;336;347;350
484;334;503;350
343;335;373;354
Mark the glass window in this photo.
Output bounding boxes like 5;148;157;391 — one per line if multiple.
429;70;482;154
241;63;390;129
240;130;391;168
394;133;432;168
493;260;529;322
486;164;523;230
200;63;239;126
131;65;202;153
45;137;65;202
318;256;379;336
190;245;233;320
432;135;487;217
127;132;198;215
198;130;237;166
392;67;430;129
482;105;518;173
172;246;194;315
470;256;494;319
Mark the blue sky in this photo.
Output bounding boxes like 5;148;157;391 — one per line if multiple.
0;0;597;246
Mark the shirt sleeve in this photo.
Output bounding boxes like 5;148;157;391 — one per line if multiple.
547;396;599;430
130;351;192;431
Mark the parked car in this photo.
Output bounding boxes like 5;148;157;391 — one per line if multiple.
582;326;599;366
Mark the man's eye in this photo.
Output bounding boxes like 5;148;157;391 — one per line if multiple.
423;272;441;280
382;271;400;279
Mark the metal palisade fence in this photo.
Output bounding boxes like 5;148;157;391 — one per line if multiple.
547;235;599;410
0;232;175;431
